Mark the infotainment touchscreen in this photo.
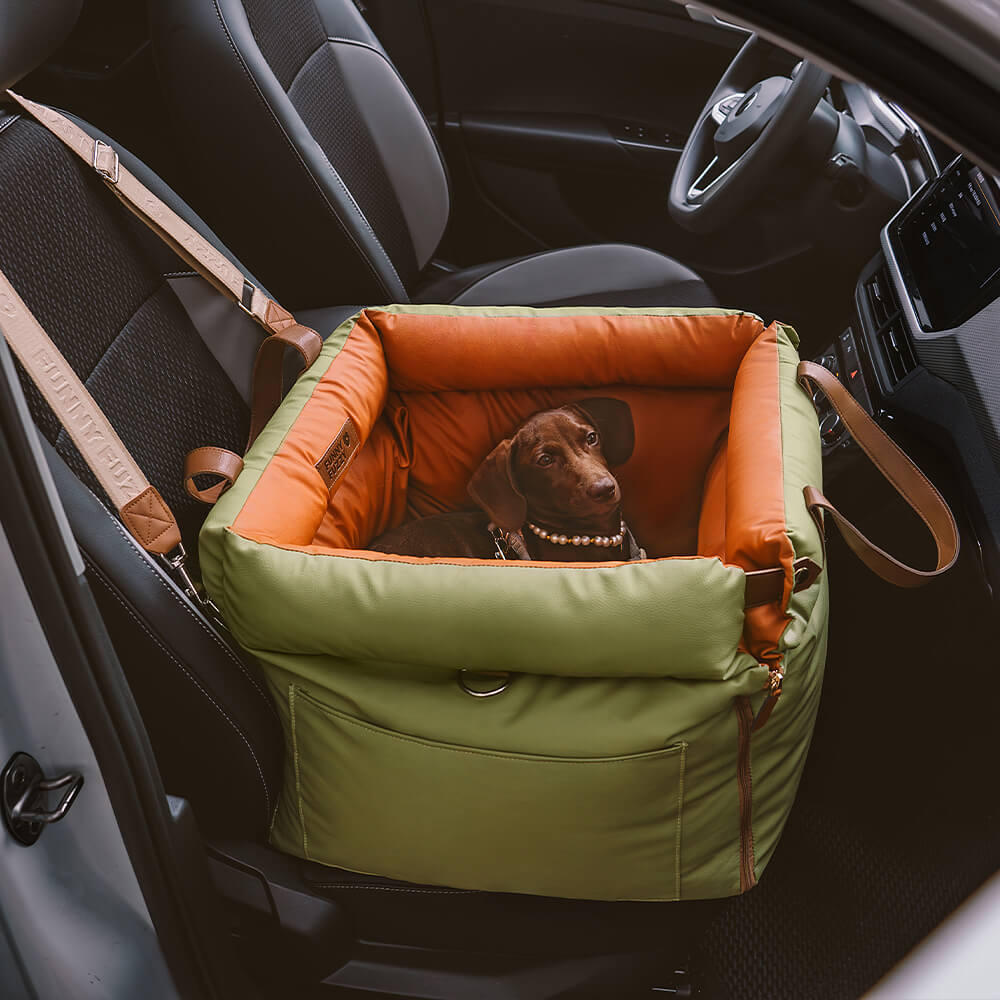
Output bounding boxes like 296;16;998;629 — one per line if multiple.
893;157;1000;331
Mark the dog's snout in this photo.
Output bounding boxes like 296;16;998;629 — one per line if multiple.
587;476;618;501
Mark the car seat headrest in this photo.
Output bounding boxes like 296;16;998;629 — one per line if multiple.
0;0;82;91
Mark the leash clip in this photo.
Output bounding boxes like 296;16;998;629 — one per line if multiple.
160;543;228;632
488;523;509;560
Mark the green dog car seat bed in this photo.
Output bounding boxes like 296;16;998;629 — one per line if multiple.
199;304;832;902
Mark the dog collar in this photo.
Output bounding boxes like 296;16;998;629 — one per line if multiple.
526;518;626;548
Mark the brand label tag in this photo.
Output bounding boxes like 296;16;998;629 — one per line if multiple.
315;417;360;490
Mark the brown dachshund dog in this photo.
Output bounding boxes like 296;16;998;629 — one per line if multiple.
369;397;641;561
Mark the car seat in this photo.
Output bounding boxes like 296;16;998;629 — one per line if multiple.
0;2;712;994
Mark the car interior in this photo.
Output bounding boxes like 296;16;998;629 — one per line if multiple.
2;0;999;997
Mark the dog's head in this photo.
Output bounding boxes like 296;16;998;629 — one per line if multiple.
467;397;634;532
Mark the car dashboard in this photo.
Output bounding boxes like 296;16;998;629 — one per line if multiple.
816;153;1000;595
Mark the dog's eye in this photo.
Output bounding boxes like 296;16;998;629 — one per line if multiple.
537;454;554;467
586;431;599;446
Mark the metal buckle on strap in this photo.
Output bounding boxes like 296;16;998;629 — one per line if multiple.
238;279;257;317
92;140;120;184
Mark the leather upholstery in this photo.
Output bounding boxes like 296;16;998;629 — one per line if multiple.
416;244;719;308
150;0;718;311
45;438;284;837
0;0;82;89
150;0;444;307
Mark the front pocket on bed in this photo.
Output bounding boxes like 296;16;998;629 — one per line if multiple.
288;686;688;901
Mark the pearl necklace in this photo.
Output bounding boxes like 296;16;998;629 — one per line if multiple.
527;518;626;548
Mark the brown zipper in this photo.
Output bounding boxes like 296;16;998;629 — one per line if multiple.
736;695;757;892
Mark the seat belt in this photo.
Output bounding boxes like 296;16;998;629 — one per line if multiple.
0;265;215;613
5;90;323;488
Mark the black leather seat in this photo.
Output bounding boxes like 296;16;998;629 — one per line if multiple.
0;5;710;991
149;0;717;311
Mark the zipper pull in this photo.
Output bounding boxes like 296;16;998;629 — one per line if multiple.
752;664;784;732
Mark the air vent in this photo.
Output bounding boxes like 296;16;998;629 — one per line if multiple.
865;265;900;327
878;316;918;386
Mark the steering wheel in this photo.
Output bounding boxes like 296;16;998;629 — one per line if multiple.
669;35;831;234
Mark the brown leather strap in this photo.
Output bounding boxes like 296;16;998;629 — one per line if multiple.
248;324;324;447
797;360;959;586
0;265;181;555
744;557;823;609
184;447;245;504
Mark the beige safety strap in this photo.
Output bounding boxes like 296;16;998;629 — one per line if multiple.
8;90;276;329
7;89;323;467
0;268;182;556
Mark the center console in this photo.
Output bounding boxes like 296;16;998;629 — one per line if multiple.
889;159;1000;333
810;155;1000;592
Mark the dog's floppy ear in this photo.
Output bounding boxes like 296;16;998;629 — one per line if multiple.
572;397;635;466
467;438;527;531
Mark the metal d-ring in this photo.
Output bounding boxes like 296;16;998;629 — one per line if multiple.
457;669;511;698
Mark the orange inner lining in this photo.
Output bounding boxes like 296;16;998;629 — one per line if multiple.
231;310;794;650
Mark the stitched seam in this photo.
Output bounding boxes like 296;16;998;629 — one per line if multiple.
806;368;944;506
674;742;686;901
210;0;396;298
311;884;473;894
300;690;685;764
164;270;197;279
0;113;20;136
85;556;272;822
122;494;173;545
321;34;451;212
229;530;671;573
71;281;166;385
806;366;957;556
834;402;953;536
452;246;686;304
98;500;275;708
289;685;309;859
84;485;277;718
771;336;794;605
285;42;406;288
286;37;332;90
370;308;752;323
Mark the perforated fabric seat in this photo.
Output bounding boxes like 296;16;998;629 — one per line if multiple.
150;0;718;311
0;102;296;838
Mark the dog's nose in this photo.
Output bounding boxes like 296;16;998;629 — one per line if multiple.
587;476;618;500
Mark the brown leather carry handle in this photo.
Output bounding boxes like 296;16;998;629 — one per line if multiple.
184;447;245;504
797;360;959;586
184;325;323;502
248;324;324;448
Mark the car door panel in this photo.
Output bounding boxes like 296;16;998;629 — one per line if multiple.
370;0;749;264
